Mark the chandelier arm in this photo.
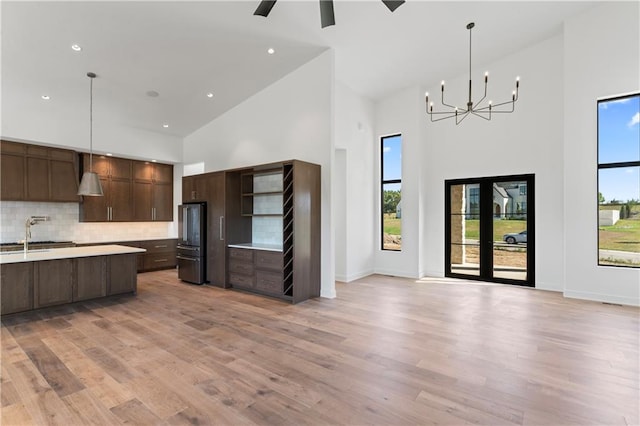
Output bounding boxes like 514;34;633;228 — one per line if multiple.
430;113;458;122
456;111;471;125
478;99;515;112
440;90;464;111
471;79;488;111
470;111;491;121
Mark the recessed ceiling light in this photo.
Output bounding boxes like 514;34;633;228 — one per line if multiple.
267;47;275;55
206;92;214;98
71;44;82;52
106;153;113;156
162;124;169;128
146;90;160;98
41;95;50;100
151;159;157;163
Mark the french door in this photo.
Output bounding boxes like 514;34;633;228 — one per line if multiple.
445;174;535;287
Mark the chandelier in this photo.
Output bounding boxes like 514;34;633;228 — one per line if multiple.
426;22;520;124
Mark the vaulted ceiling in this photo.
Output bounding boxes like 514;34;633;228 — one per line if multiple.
2;1;598;139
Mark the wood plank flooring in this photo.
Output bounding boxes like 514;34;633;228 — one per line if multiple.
2;271;638;425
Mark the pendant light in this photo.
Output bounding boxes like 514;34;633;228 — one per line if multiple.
77;72;104;196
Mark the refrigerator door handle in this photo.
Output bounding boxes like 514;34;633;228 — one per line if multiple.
219;216;224;241
182;206;188;242
177;255;199;261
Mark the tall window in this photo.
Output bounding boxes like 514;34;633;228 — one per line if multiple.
597;93;640;268
381;134;402;251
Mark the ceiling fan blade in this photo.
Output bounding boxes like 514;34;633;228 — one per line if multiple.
319;0;335;28
381;0;405;12
254;0;277;17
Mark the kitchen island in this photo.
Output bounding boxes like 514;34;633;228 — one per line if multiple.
0;245;145;315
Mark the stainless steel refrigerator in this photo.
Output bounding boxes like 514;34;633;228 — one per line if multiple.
177;202;206;284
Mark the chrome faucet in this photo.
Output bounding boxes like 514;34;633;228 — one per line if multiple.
23;216;49;253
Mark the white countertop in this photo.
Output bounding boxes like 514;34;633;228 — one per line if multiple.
227;243;283;252
73;237;178;244
0;245;146;264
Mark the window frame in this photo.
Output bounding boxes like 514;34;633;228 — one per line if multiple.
597;92;640;269
381;134;402;251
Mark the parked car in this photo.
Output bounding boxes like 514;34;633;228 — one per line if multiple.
503;230;527;244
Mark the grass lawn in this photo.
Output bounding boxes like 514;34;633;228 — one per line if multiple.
383;214;401;236
599;218;640;252
464;219;527;242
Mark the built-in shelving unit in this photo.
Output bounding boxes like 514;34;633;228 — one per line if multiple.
184;160;319;303
240;169;284;217
282;163;294;298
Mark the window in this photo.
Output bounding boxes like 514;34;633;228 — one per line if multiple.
381;134;402;251
597;93;640;268
519;185;527;196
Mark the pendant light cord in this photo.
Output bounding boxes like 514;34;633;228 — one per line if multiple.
89;74;94;172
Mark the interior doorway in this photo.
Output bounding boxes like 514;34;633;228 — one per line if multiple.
445;174;535;287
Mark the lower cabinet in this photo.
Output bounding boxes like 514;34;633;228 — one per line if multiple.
228;248;283;297
34;259;74;308
108;254;138;295
75;256;107;301
136;239;177;272
0;254;138;316
1;263;34;315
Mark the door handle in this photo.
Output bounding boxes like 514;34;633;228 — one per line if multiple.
182;206;188;241
219;216;224;241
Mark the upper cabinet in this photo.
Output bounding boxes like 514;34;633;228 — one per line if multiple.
132;161;174;221
79;154;174;222
0;140;80;202
80;155;133;222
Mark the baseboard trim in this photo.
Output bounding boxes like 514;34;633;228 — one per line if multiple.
564;290;639;307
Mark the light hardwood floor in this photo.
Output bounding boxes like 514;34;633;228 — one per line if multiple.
1;270;638;425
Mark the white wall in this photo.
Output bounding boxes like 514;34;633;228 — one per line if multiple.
374;86;425;278
2;112;182;164
421;34;566;291
183;51;335;298
563;2;640;305
334;82;376;282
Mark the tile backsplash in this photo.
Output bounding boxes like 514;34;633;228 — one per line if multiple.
0;201;174;244
252;216;283;246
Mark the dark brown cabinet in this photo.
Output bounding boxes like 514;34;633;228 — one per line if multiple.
184;160;319;302
75;239;177;272
0;140;79;202
0;254;138;316
181;171;248;287
34;259;74;308
108;254;138;295
136;239;177;271
182;174;208;202
1;262;34;314
133;161;174;221
1;141;27;200
228;248;284;296
81;155;173;223
75;256;107;301
80;154;133;222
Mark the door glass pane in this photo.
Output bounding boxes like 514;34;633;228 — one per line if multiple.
492;181;527;280
450;184;480;276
